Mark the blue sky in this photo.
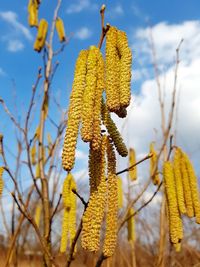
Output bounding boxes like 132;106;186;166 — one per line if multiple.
0;0;200;229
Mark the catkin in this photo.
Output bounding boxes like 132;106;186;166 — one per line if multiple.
163;161;183;245
31;143;37;165
117;30;132;108
117;176;123;209
129;148;137;181
183;152;200;223
101;100;128;157
103;139;118;257
62;50;88;171
55;17;66;42
34;19;48;52
82;136;107;252
105;26;120;112
60;209;70;253
91;49;105;150
34;203;41;227
127;208;135;242
149;142;160;185
173;149;186;214
81;46;98;142
0;167;4;196
28;0;38;27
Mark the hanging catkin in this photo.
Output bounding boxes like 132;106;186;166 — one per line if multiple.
81;46;98;142
0;167;4;196
117;30;132;109
82;135;107;252
129;148;137;181
149;142;160;185
62;50;88;171
34;19;48;52
101;100;128;157
55;17;66;42
103;139;118;257
34;203;42;227
163;161;183;245
31;143;37;165
105;26;120;112
28;0;38;27
127;208;135;242
173;148;186;214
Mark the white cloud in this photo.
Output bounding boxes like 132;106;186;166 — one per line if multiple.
0;11;32;41
66;0;98;14
7;39;24;52
107;4;124;18
74;27;92;40
75;149;88;160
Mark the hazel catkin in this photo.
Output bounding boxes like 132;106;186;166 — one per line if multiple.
34;19;48;52
129;148;137;181
55;17;66;42
0;167;4;196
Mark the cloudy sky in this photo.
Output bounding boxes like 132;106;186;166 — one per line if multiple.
0;0;200;225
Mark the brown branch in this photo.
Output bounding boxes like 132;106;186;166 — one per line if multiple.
51;193;62;220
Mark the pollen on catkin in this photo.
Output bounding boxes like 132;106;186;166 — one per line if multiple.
163;161;183;245
103;139;118;257
129;148;137;181
101;100;128;157
82;135;107;252
173;149;186;214
149;142;160;185
62;50;88;171
117;176;123;209
0;167;4;196
81;46;98;142
105;26;120;112
183;152;200;224
34;19;48;52
91;49;105;151
117;30;132;108
28;0;38;27
127;208;135;242
55;17;66;42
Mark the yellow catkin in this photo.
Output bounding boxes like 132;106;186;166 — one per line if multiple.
117;176;123;209
35;163;40;178
34;203;41;227
91;49;105;151
117;30;132;108
34;19;48;52
127;208;135;242
55;17;66;42
31;143;37;165
101;100;128;157
28;0;38;27
105;26;120;112
149;142;160;185
179;152;194;218
129;148;137;181
60;173;77;252
81;46;98;142
62;50;88;171
163;161;183;245
82;136;107;252
103;139;118;257
173;149;186;214
0;167;4;196
183;152;200;224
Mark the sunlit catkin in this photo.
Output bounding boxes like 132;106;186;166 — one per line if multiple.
103;139;118;257
34;19;48;52
60;209;70;253
34;203;41;227
163;161;183;244
31;143;37;165
129;148;137;181
117;30;132;108
55;17;66;42
82;136;107;252
183;152;200;224
105;26;120;112
81;46;98;142
149;142;160;185
91;49;105;150
62;50;88;171
117;176;123;209
127;208;135;242
101;100;128;157
0;167;4;196
28;0;38;27
173;149;186;214
180;153;194;218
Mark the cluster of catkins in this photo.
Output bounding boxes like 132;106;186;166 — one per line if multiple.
28;0;66;52
61;26;132;256
163;147;200;251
